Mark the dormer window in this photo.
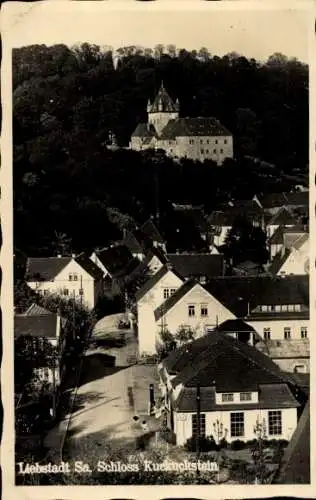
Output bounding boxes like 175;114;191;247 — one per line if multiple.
222;393;234;403
240;392;252;401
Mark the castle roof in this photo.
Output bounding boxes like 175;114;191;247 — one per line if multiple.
149;82;178;113
160;117;231;139
131;123;157;138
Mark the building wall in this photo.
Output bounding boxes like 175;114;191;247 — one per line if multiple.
90;252;109;277
248;318;309;341
174;407;298;446
278;240;309;276
137;270;184;355
272;357;310;374
172;135;233;164
147;255;164;275
157;284;235;339
28;259;98;310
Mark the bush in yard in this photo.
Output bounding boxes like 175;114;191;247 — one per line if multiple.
219;437;228;449
230;439;246;451
185;435;218;452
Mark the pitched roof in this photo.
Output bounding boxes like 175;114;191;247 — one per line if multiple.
24;303;54;316
96;245;133;276
25;257;72;281
124;248;168;284
175;383;299;413
160;117;231;139
166;253;224;279
208;207;263;227
139;219;165;243
122;231;145;254
74;254;104;280
135;264;183;302
261;191;309;210
154;279;198;321
131;123;157;138
14;314;59;338
285;190;309;207
203;275;308;316
269;248;292;275
268;207;297;226
149;82;178;113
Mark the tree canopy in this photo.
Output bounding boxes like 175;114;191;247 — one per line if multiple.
13;44;308;257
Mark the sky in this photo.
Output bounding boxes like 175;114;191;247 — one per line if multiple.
2;1;311;63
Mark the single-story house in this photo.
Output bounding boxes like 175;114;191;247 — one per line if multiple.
158;331;300;446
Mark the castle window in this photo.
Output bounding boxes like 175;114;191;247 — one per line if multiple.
201;148;204;154
224;139;227;144
215;140;218;144
206;139;209;144
301;327;308;338
213;149;217;154
206;149;209;154
220;148;224;154
200;139;203;144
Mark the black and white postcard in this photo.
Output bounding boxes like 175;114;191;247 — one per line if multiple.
1;1;314;498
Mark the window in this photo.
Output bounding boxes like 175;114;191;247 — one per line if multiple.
43;289;49;296
288;304;294;312
200;139;203;144
188;305;195;317
220;148;224;154
224;139;227;144
201;305;208;317
189;139;195;145
268;410;282;435
222;393;234;403
206;139;210;144
275;305;281;312
294;304;301;312
284;327;291;339
201;148;204;154
261;305;273;312
301;327;308;338
206;149;209;154
240;392;252;401
73;274;78;281
163;288;176;299
199;276;206;284
69;274;73;281
192;414;206;438
63;289;69;296
230;412;244;437
263;328;271;340
213;148;217;154
281;305;287;312
215;139;218;144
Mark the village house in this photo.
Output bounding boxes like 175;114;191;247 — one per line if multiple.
90;244;134;278
266;207;298;239
137;273;309;355
139;219;167;253
268;224;308;260
25;254;104;310
14;304;67;389
257;191;309;216
129;82;233;165
269;233;309;276
158;332;300;446
136;264;184;355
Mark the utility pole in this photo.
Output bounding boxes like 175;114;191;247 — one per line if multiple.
196;382;201;475
80;275;83;310
72;290;76;341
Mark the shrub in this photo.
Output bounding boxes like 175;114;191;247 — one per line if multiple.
230;439;246;451
219;437;228;449
185;435;218;452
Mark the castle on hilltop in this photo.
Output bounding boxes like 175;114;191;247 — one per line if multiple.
129;82;233;165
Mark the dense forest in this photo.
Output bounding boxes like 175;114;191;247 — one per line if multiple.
13;44;308;256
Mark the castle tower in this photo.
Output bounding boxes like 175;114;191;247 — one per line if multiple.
148;81;179;136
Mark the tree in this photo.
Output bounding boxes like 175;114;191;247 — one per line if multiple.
251;418;270;484
174;325;196;345
223;216;269;266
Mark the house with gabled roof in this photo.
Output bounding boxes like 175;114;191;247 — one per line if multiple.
139;219;166;252
136;264;184;355
15;304;67;389
266;207;298;239
90;244;134;278
158;332;300;446
25;254;104;310
269;233;309;276
129;82;233;165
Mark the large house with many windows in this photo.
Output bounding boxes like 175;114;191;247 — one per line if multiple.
129;82;233;165
158;331;301;446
